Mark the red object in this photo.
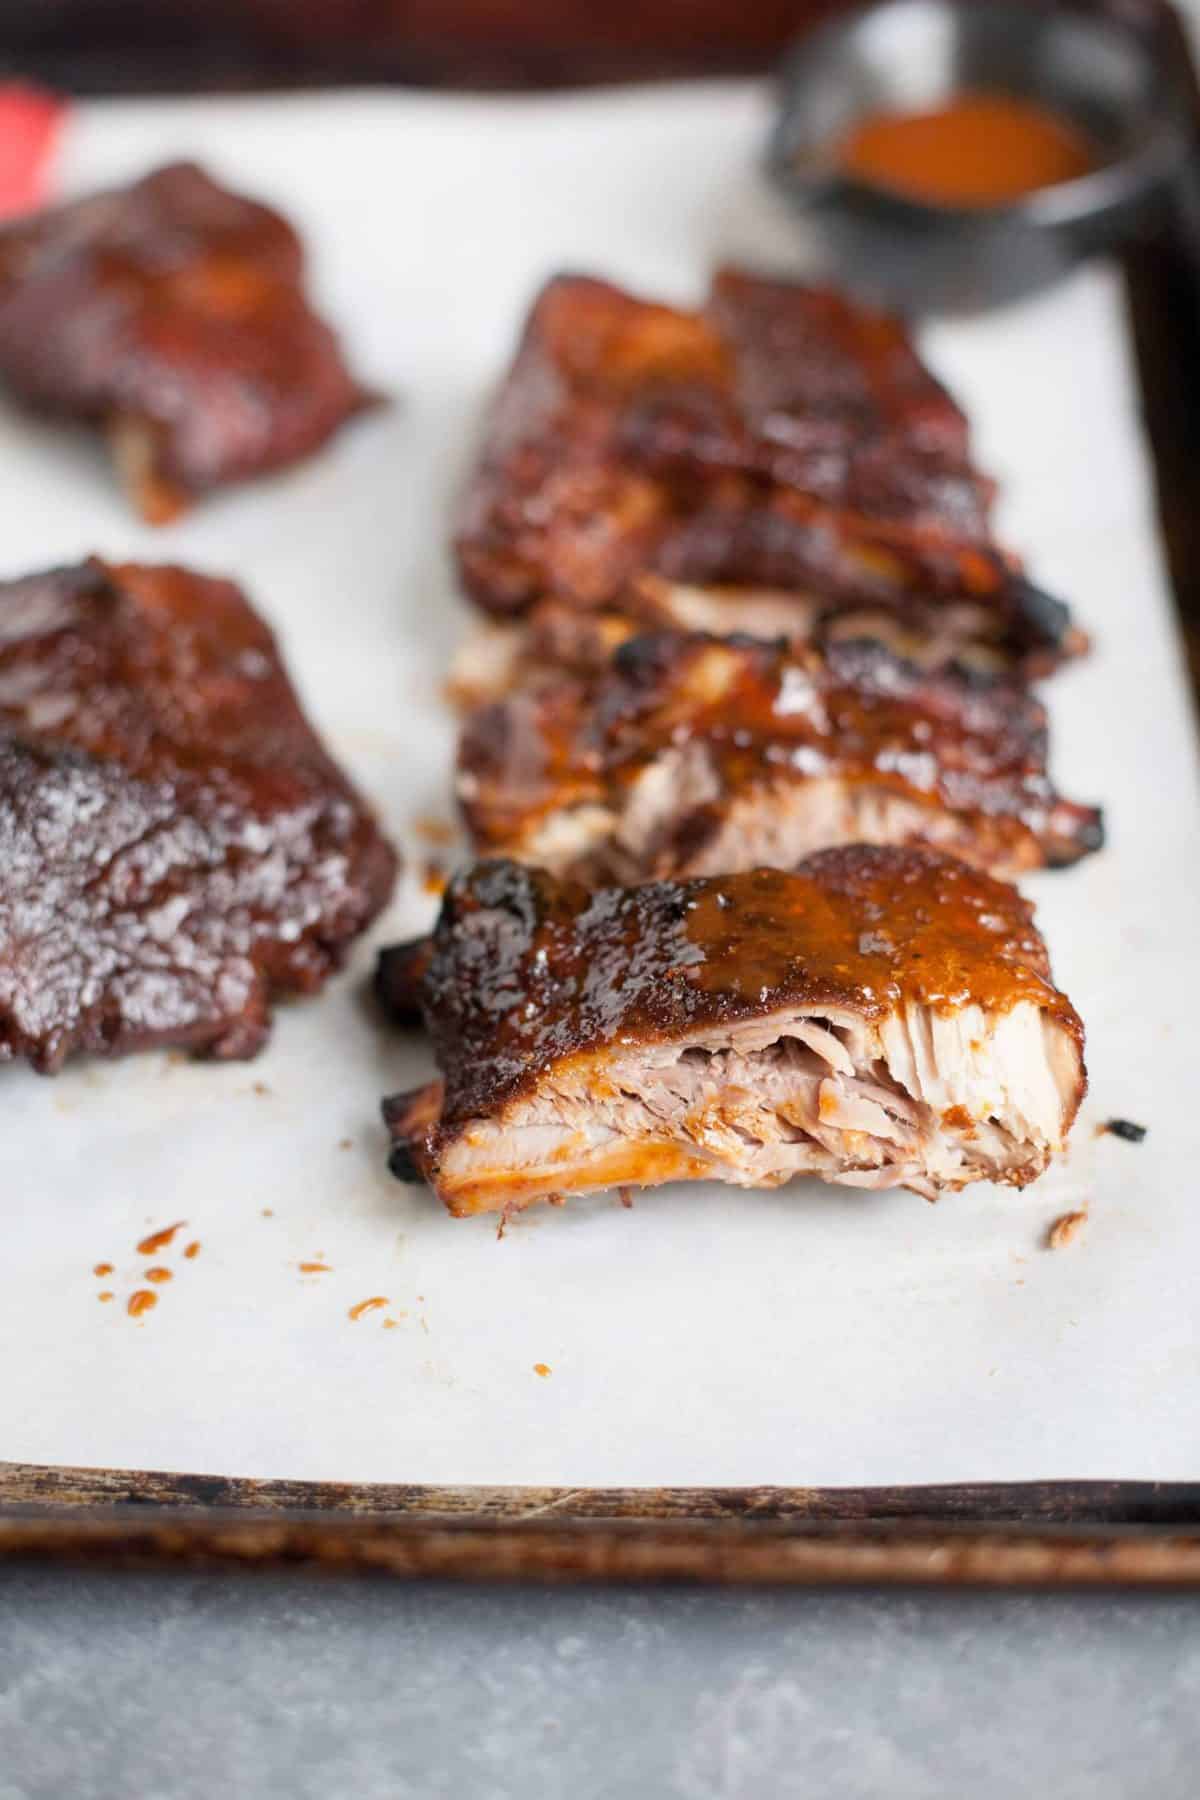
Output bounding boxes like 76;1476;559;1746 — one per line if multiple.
0;85;65;218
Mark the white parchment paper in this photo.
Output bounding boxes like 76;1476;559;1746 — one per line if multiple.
0;85;1197;1486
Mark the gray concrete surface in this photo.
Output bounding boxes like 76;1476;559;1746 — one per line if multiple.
2;1571;1199;1798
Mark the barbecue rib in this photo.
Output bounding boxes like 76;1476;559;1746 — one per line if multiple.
0;162;373;521
0;560;396;1071
454;270;1081;673
384;851;1085;1216
456;625;1102;883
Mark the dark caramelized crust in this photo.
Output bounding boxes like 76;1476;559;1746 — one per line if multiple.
0;560;397;1071
399;851;1081;1138
374;936;434;1029
454;271;1079;671
457;629;1103;882
622;268;982;528
0;162;373;521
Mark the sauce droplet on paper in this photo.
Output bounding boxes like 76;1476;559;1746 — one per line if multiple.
144;1266;172;1284
1047;1208;1088;1250
93;1262;114;1277
349;1296;389;1321
137;1221;185;1256
98;1291;114;1303
184;1241;201;1259
128;1290;157;1318
299;1261;332;1274
533;1363;552;1378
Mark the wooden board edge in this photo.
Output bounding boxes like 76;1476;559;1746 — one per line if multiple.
5;1508;1200;1587
6;1466;1200;1587
6;1463;1200;1524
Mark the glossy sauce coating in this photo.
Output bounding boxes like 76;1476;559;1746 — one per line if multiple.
646;269;976;508
0;560;396;1071
459;630;1102;875
0;162;372;520
457;271;987;593
837;94;1096;209
408;850;1081;1141
454;270;1078;670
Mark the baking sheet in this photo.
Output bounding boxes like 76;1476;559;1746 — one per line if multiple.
1;83;1198;1490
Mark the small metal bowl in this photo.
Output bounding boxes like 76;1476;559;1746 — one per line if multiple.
765;0;1194;312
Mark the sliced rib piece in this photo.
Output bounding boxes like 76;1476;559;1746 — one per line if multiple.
447;569;1069;709
0;560;397;1071
0;162;373;521
454;270;1081;672
456;628;1103;883
383;851;1086;1215
445;569;1065;709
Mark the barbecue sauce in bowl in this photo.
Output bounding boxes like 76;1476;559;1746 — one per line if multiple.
836;92;1097;209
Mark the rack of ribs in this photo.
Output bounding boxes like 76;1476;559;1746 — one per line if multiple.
455;625;1103;884
0;162;374;521
383;849;1085;1216
0;559;396;1071
453;269;1082;674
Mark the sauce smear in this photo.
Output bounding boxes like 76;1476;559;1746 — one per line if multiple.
837;92;1096;208
348;1296;389;1321
137;1220;185;1256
